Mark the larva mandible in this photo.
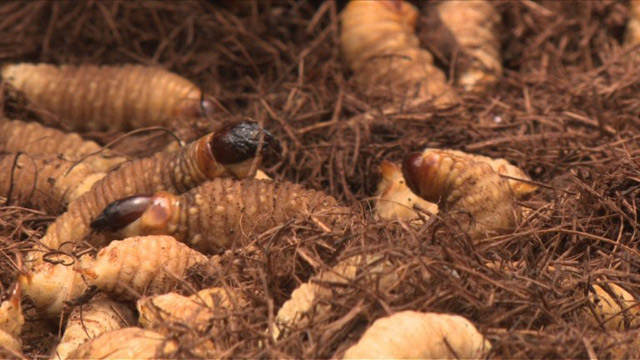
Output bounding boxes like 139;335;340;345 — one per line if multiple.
21;235;208;317
340;0;459;107
66;327;177;359
0;119;126;173
91;177;347;255
1;63;214;132
403;150;519;238
0;284;24;356
0;153;105;214
342;311;491;359
30;121;276;259
53;294;135;360
435;0;502;91
626;0;640;46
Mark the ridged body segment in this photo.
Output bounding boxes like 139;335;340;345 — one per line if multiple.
1;64;203;131
67;327;177;359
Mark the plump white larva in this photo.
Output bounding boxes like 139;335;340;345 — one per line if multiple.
342;311;491;359
586;283;640;330
66;327;177;359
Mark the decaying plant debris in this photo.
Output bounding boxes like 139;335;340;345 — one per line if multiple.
1;0;640;358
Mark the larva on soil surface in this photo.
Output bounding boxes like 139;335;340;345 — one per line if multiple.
341;311;491;359
587;282;640;330
66;327;177;359
403;150;519;239
1;63;214;132
92;177;348;255
0;119;126;173
53;294;135;360
0;153;105;214
0;284;24;357
340;0;459;107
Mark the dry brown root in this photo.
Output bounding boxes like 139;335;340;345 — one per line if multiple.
586;282;640;330
374;160;438;222
403;150;519;239
435;0;502;91
32;121;276;257
53;294;135;360
0;153;105;214
342;311;491;359
1;63;214;132
92;178;347;255
340;0;459;107
66;327;177;359
625;0;640;46
0;284;24;356
21;235;207;317
0;119;126;173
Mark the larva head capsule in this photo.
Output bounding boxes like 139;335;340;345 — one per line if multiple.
402;151;453;204
90;195;153;232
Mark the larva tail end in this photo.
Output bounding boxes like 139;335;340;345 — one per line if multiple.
91;195;153;232
402;152;427;198
209;121;279;165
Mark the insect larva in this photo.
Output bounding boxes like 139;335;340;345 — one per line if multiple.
1;63;214;132
91;178;347;255
587;283;639;330
340;0;459;107
53;294;135;360
402;150;519;238
342;311;491;359
0;284;24;356
626;0;640;46
32;121;275;258
66;327;177;359
0;119;126;173
0;153;105;214
435;0;502;91
374;160;438;222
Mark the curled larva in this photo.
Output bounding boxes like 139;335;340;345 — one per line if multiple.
0;119;126;173
340;0;459;107
31;121;276;259
403;150;519;238
587;282;640;330
0;153;105;214
435;0;502;91
626;0;640;46
91;178;347;254
374;160;438;222
342;311;491;359
53;294;135;360
1;63;214;132
66;327;177;359
0;284;24;356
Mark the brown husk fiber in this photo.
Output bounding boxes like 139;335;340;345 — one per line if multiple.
1;0;640;358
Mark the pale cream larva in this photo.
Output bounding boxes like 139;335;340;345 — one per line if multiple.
0;284;25;357
66;327;178;359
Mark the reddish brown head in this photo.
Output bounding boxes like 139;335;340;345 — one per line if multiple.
209;121;279;165
402;152;443;203
91;195;152;232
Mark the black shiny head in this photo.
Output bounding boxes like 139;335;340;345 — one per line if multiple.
209;121;279;165
90;195;152;232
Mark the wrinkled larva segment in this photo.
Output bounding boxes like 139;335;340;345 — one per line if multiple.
626;0;640;46
374;160;438;222
0;153;105;214
1;63;209;132
53;294;135;360
67;327;177;359
0;119;126;173
586;283;640;330
340;0;459;107
99;178;348;255
342;311;491;359
436;0;502;91
0;284;24;356
84;235;208;300
403;151;519;239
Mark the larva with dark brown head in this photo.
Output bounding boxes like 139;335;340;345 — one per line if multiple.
1;64;215;132
340;0;459;107
402;150;519;239
91;178;348;254
0;119;127;173
66;327;177;359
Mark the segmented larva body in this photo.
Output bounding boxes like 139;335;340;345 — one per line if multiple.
1;63;212;132
96;178;347;255
342;311;491;359
0;153;105;214
0;284;24;356
374;160;438;222
53;294;135;360
67;327;177;359
587;283;640;330
626;0;640;46
403;150;519;238
436;0;501;91
0;119;126;173
340;0;459;107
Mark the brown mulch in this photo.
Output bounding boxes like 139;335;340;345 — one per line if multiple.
1;0;640;358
